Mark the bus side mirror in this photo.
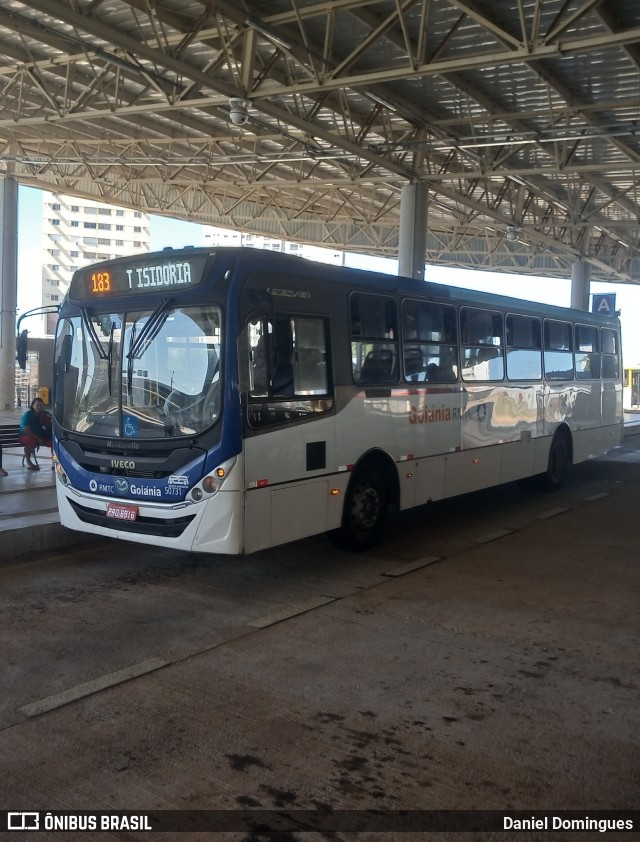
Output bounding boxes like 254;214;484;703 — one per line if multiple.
16;329;28;370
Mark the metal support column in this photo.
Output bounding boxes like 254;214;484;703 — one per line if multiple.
398;183;428;280
571;260;590;311
0;175;18;410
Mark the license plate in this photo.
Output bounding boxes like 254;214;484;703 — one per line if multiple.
106;503;139;521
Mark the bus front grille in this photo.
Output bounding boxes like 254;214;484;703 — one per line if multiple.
68;499;195;538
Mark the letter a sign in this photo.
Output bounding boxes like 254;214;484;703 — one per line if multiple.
591;293;616;315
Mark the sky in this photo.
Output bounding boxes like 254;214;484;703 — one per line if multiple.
16;185;640;364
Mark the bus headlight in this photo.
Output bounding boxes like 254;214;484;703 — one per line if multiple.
201;466;229;495
202;476;220;494
191;459;235;500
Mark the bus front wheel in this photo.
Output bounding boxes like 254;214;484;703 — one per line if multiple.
330;465;388;551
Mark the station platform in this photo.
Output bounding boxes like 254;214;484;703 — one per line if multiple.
0;407;84;562
1;410;640;564
0;445;74;563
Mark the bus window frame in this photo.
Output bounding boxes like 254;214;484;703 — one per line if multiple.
601;326;621;380
349;291;399;386
460;306;505;383
401;298;458;383
505;312;542;381
244;312;334;429
543;318;574;381
574;323;601;381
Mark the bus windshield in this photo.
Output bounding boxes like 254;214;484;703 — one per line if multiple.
54;304;222;439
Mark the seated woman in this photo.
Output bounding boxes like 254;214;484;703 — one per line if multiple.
19;397;52;471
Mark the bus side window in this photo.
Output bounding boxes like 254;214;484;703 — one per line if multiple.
401;299;458;382
271;318;295;395
575;324;600;380
544;320;574;380
601;328;620;379
248;318;271;395
249;316;328;396
292;318;329;395
350;292;398;385
461;307;504;381
246;315;333;427
506;314;542;380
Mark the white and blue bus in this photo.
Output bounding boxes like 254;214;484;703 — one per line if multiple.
52;247;623;554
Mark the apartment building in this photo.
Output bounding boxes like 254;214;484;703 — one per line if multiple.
201;226;343;265
41;192;150;334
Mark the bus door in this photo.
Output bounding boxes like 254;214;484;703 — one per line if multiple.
601;327;622;427
241;313;336;551
573;324;602;432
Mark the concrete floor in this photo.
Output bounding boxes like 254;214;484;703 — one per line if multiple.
0;435;639;840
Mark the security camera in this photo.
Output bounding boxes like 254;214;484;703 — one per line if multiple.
506;226;519;242
229;98;249;126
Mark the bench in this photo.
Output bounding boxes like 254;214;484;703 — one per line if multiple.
0;425;21;448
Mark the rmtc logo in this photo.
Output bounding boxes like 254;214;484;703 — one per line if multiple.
111;459;136;469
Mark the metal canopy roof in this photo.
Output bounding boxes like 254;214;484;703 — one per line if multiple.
2;0;640;283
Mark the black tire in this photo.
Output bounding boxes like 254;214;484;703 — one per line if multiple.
329;465;388;551
544;433;570;492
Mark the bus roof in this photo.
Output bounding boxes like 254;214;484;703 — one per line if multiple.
70;245;620;326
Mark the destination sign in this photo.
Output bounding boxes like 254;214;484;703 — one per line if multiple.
69;252;210;300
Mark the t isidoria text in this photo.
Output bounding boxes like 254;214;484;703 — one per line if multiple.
126;261;193;288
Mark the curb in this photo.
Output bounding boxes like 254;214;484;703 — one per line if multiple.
0;522;102;565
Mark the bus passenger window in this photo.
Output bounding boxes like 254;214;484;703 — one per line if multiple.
248;318;271;395
246;315;333;428
544;320;574;380
506;314;542;380
292;317;329;395
249;317;319;396
462;346;504;381
271;318;295;395
350;293;399;385
401;300;457;382
601;328;620;379
575;324;600;380
461;308;504;381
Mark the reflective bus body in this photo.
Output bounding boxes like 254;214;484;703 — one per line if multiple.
53;248;623;554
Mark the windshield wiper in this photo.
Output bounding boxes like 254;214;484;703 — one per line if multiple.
126;323;135;400
81;308;108;361
81;309;119;396
107;322;115;397
126;297;172;401
128;297;172;360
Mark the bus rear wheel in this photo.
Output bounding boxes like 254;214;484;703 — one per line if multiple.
544;432;570;491
330;465;388;551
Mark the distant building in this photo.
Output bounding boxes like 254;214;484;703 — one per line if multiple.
201;226;343;265
41;192;150;334
14;193;150;404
